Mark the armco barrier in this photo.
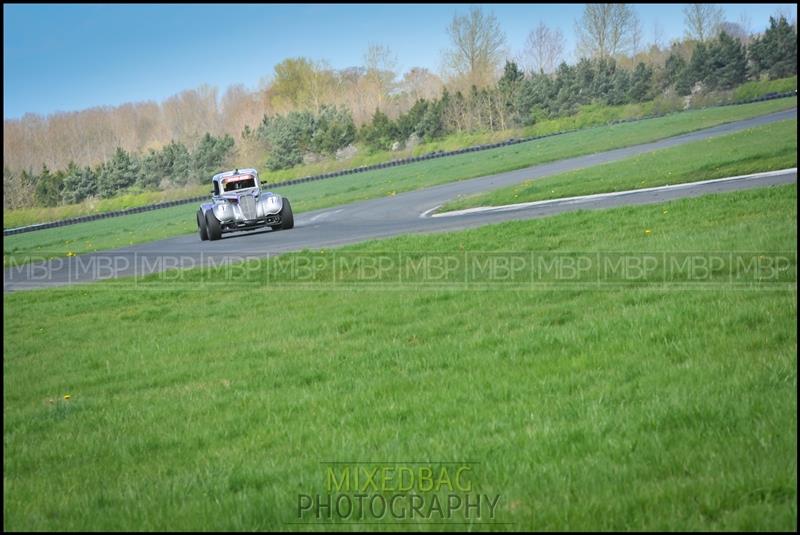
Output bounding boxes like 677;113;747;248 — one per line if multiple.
4;90;796;237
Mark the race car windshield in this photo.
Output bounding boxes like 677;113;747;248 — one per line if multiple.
223;177;256;191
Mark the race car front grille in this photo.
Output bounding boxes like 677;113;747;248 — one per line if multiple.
239;195;257;220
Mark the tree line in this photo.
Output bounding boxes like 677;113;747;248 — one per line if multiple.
190;13;800;163
3;5;797;210
4;133;233;208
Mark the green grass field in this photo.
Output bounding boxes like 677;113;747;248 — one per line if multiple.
733;75;797;101
3;98;796;267
2;185;212;232
442;119;798;212
4;183;797;530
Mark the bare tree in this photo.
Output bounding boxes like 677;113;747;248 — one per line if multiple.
363;44;398;112
719;21;749;43
221;84;264;138
334;66;371;125
737;12;752;44
307;60;337;113
3;82;253;177
631;9;644;58
161;86;220;148
652;20;664;49
4;166;26;210
401;68;444;102
521;22;565;75
575;4;636;59
442;7;507;89
364;44;397;75
683;4;724;42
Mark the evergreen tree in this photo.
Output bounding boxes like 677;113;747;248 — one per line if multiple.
749;16;798;79
194;133;220;174
590;58;616;104
164;141;193;185
311;105;356;154
675;68;693;96
498;61;525;91
664;53;688;91
396;99;429;139
139;149;164;189
575;58;596;104
707;31;747;89
686;41;711;91
552;62;579;115
61;161;86;204
360;109;397;151
498;61;526;125
98;147;138;197
193;133;235;179
256;115;274;147
264;111;316;170
516;73;555;123
34;164;63;207
629;62;654;102
609;68;631;105
417;92;447;139
78;166;99;200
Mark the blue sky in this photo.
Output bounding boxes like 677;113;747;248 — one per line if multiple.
3;3;796;119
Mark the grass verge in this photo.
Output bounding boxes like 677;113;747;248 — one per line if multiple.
3;184;797;530
733;75;797;101
442;119;797;212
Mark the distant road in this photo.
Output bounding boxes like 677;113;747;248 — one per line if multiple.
4;108;796;292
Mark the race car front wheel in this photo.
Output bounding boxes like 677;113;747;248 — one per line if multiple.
205;211;222;241
279;198;294;230
197;209;209;241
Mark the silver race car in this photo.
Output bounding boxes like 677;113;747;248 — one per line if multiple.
197;168;294;241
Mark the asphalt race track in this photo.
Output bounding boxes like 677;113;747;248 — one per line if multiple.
4;108;796;291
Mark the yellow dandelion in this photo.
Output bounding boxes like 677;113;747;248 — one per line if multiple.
644;229;652;236
64;394;71;400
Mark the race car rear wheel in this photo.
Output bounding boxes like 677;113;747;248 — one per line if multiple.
278;198;294;230
197;209;209;241
205;210;222;241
